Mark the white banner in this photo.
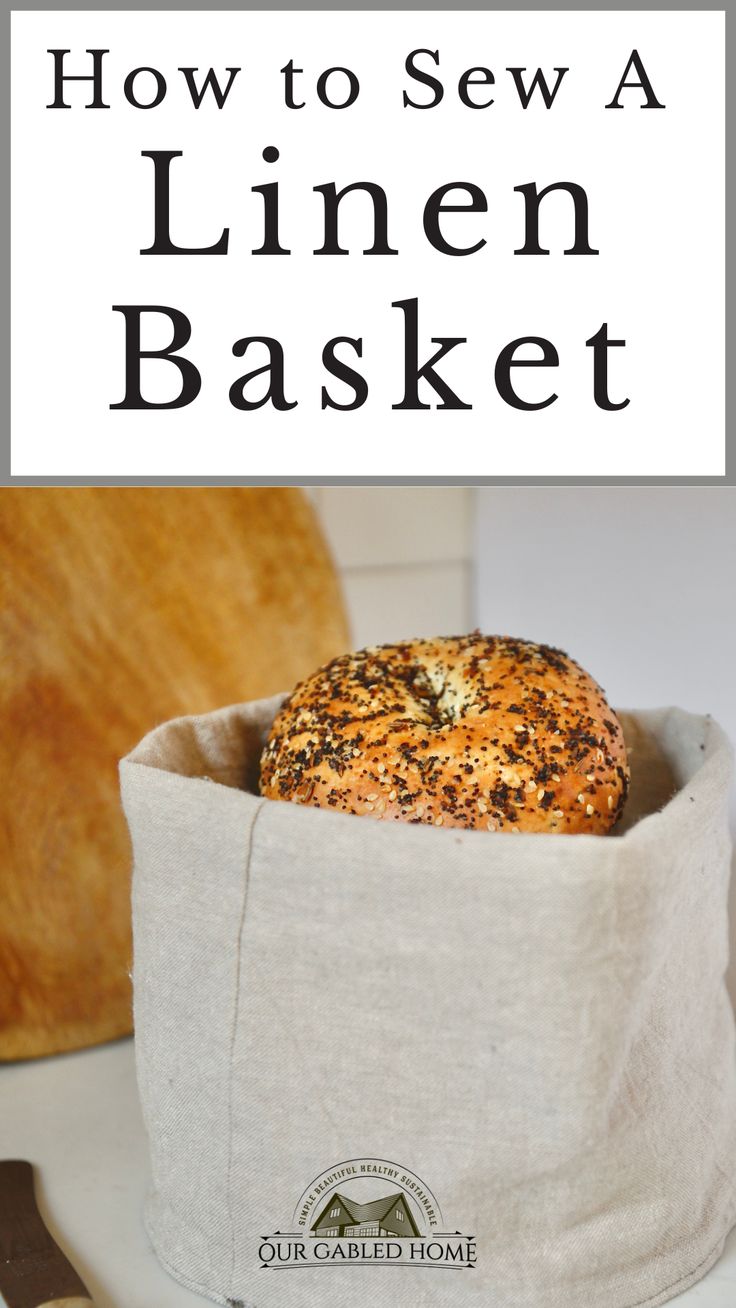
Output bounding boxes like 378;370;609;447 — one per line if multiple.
10;10;725;476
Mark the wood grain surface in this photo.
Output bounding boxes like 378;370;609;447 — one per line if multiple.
0;488;349;1060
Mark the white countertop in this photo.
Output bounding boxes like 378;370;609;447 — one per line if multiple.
1;1038;736;1308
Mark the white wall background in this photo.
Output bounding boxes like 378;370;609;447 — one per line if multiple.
474;487;735;754
310;487;474;648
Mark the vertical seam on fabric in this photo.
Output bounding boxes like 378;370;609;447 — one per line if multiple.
225;797;266;1300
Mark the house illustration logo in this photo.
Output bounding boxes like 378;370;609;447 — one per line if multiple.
310;1189;421;1240
257;1156;476;1272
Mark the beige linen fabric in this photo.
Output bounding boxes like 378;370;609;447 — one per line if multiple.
120;700;736;1308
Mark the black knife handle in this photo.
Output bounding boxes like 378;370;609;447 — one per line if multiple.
0;1161;94;1308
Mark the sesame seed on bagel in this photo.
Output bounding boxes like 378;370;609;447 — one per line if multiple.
259;633;629;834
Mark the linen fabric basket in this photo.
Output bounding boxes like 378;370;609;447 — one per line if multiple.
120;697;736;1308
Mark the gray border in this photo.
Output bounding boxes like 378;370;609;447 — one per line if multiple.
4;4;730;486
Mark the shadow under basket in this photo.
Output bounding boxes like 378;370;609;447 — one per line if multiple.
120;699;736;1308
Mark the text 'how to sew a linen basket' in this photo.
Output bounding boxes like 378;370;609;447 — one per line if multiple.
120;696;736;1308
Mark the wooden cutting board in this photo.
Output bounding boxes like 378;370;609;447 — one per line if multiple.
0;488;349;1060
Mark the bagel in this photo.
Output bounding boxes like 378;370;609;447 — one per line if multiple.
259;633;629;834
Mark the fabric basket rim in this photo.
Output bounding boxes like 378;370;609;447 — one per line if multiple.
120;699;732;852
